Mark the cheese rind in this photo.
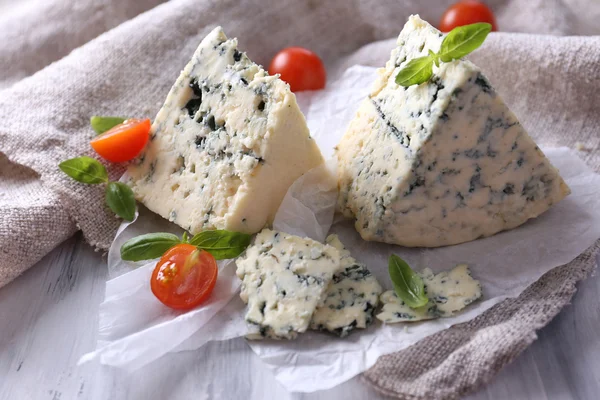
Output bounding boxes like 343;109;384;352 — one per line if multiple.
235;229;340;339
310;234;382;337
336;15;570;247
376;264;482;323
127;27;323;234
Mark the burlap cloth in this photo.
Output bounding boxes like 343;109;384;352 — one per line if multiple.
0;0;598;398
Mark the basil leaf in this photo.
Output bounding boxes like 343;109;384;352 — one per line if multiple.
189;230;252;260
388;254;429;309
120;232;181;261
428;49;440;67
395;55;434;87
439;22;492;63
105;182;136;221
91;116;126;134
59;156;108;184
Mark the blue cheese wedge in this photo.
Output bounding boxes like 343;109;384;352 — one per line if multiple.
310;234;382;337
127;27;323;234
377;264;482;323
336;15;570;247
235;229;340;340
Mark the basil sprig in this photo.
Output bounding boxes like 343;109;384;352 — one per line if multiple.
190;230;252;260
395;55;435;87
59;156;109;184
395;22;492;87
58;115;138;221
59;156;137;221
91;116;126;134
105;182;136;222
388;254;428;309
120;233;182;261
121;230;252;262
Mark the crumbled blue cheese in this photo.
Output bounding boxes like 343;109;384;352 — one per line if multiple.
310;234;382;337
235;229;340;340
376;264;482;323
376;290;435;323
127;27;323;235
336;15;570;247
421;263;482;315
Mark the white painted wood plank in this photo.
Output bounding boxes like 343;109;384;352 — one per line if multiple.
0;238;597;399
0;234;106;400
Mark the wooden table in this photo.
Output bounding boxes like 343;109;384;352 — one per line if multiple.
1;233;598;399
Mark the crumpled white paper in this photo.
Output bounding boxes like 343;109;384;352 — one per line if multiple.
81;66;600;393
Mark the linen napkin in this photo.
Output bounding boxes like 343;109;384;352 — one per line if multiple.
0;0;599;398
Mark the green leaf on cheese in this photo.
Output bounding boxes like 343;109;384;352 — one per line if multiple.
439;22;492;63
395;22;491;87
388;254;429;309
395;55;434;87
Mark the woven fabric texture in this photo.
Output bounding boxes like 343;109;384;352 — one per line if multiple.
0;0;598;398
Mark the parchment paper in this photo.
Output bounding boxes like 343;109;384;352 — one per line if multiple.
80;66;600;392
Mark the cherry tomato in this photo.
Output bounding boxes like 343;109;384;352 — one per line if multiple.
150;244;218;310
269;47;326;92
439;1;498;32
90;118;151;163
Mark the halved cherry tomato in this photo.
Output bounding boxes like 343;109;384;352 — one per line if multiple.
150;244;218;310
90;118;151;163
269;47;326;92
439;1;498;32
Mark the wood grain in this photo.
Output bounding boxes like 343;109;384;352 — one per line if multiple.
0;234;106;400
0;235;598;399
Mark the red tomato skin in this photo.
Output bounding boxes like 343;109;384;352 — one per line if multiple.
150;244;218;310
439;1;498;32
90;118;151;163
269;47;326;92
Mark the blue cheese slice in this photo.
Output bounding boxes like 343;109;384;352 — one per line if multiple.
376;290;435;323
336;15;570;247
377;264;482;323
127;27;323;234
310;234;382;337
235;229;341;340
